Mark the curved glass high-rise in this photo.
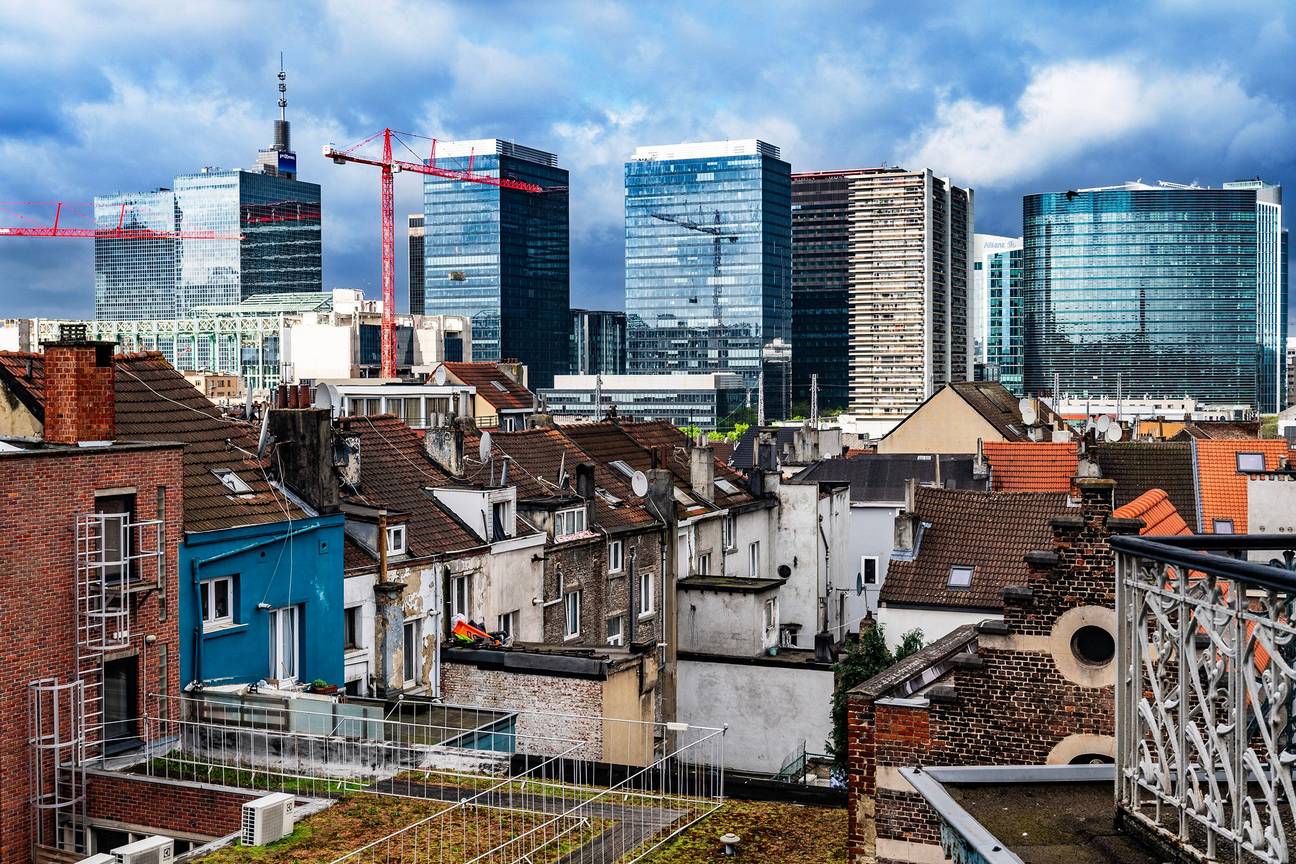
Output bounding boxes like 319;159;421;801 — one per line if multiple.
624;140;791;390
1022;181;1286;412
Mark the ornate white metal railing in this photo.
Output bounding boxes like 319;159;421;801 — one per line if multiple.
1114;534;1296;864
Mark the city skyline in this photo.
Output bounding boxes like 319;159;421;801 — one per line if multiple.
1;1;1293;319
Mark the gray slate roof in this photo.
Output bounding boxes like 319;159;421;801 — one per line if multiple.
793;454;987;503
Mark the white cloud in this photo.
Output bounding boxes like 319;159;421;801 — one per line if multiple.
902;60;1296;186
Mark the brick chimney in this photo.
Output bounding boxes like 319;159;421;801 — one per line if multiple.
689;433;715;502
43;325;115;445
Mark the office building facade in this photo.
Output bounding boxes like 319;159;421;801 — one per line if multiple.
972;234;1022;366
408;213;425;316
625;140;791;391
570;309;627;375
420;139;569;388
1023;180;1287;412
95;80;322;320
985;243;1024;394
541;373;746;430
791;171;851;413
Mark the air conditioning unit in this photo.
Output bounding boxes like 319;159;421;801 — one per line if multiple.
74;855;116;864
111;835;174;864
242;792;296;846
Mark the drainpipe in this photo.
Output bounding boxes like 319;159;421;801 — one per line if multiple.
188;521;322;688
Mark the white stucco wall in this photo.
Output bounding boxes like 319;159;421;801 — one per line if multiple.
677;658;834;773
839;504;901;631
877;605;997;652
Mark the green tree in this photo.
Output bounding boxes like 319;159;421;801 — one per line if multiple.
826;624;924;771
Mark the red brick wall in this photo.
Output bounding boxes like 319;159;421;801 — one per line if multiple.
0;446;183;863
85;771;258;839
43;344;115;445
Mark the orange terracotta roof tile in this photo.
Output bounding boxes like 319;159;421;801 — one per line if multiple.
982;441;1078;493
1194;439;1289;533
1113;489;1192;536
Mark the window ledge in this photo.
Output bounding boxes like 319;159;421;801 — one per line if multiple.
563;633;581;642
202;621;248;639
638;611;656;621
344;647;368;660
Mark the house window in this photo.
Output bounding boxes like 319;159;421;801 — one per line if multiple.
564;591;582;639
948;565;974;588
497;610;519;641
403;619;421;684
451;575;471;621
386;524;407;556
722;513;736;550
764;598;778;631
96;493;135;583
607;615;624;646
555;507;586;539
492;502;509;541
697;552;712;575
608;540;624;574
748;541;761;578
201;576;234;628
211;468;254;496
343;606;361;650
1236;452;1266;473
1213;519;1235;534
639;569;654;617
861;556;879;585
268;606;300;683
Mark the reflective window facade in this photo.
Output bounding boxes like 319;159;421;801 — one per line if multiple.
421;145;570;388
625;142;791;390
791;172;850;412
408;214;425;316
986;247;1023;394
1023;184;1287;412
570;309;627;375
96;169;322;320
541;374;745;430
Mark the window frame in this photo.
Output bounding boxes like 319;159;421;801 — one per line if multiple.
697;551;712;576
763;597;778;631
497;610;519;641
748;541;761;578
722;513;736;551
555;506;587;539
947;565;975;589
268;605;300;683
1212;519;1235;534
201;576;235;628
564;591;582;640
1236;452;1266;473
403;618;421;685
608;539;624;574
450;574;471;622
861;556;879;585
343;605;361;650
607;615;624;646
386;523;407;556
639;569;655;618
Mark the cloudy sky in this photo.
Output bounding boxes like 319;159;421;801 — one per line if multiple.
0;0;1292;318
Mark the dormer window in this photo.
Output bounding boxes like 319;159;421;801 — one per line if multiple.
386;523;407;556
555;507;586;539
212;468;254;496
948;565;974;588
1236;452;1266;473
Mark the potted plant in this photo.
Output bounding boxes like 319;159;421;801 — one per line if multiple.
309;679;340;695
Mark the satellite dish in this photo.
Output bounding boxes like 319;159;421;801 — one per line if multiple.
479;431;492;463
631;470;649;498
1018;397;1033;415
1096;415;1111;433
1021;405;1038;426
313;382;338;411
434;365;448;386
1105;423;1123;443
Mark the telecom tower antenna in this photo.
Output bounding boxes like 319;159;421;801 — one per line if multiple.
275;53;290;153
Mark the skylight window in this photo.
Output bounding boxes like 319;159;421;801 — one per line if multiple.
947;565;974;588
609;460;635;478
212;468;254;496
715;478;741;496
1236;452;1266;473
491;380;509;392
595;487;623;506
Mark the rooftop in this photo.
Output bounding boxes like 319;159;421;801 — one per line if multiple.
632;139;781;161
1089;441;1198;530
794;453;986;502
1112;488;1191;536
1194;437;1289;533
437;362;535;412
983;441;1078;493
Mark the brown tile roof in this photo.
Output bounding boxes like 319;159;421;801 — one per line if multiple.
1176;421;1262;440
560;421;712;519
336;415;486;566
0;351;45;415
881;487;1069;611
484;426;659;532
983;441;1078;492
3;351;304;533
438;362;535;412
1194;439;1289;534
614;420;756;510
1091;442;1199;531
949;381;1058;441
1113;489;1192;537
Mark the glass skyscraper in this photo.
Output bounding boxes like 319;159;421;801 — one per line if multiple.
420;139;569;388
408;214;425;316
790;171;850;413
570;309;627;375
1023;180;1287;412
625;140;791;389
985;245;1024;394
95;96;322;321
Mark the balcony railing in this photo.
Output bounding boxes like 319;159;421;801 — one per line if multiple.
1112;533;1296;864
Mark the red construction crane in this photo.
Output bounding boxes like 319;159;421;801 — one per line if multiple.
323;128;547;379
0;200;243;240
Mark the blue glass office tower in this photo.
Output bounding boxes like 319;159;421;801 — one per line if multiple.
625;140;792;388
986;246;1024;395
95;76;322;321
421;139;569;388
1023;180;1287;412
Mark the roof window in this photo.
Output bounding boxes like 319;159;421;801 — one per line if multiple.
947;565;974;588
491;380;509;392
1236;452;1265;473
211;468;254;496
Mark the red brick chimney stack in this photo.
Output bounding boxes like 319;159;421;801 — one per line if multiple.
42;324;116;445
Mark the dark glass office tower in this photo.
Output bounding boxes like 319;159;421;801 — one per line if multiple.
570;309;627;375
625;140;792;389
94;190;178;320
791;172;851;412
421;139;569;388
1023;180;1287;412
408;214;425;316
986;247;1024;395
